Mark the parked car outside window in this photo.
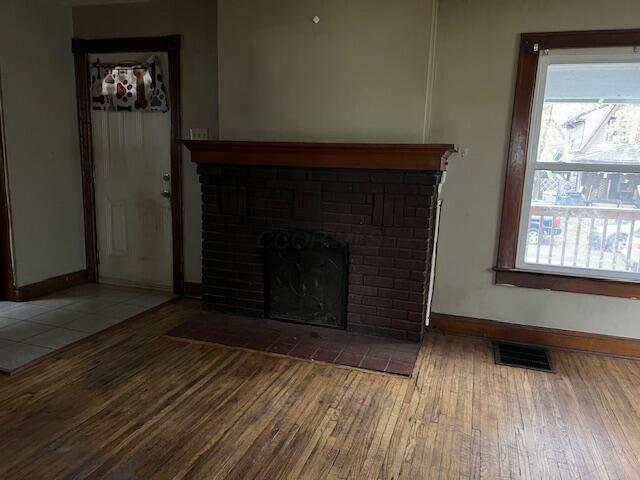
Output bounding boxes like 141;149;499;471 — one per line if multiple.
527;216;562;245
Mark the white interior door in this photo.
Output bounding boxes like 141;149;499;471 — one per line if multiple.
90;54;172;291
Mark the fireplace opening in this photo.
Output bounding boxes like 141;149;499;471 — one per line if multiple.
264;230;348;329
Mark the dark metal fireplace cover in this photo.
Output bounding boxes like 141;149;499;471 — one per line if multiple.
263;229;348;329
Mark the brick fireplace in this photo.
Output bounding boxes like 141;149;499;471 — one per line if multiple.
182;141;454;342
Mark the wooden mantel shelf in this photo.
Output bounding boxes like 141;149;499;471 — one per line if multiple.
179;140;456;171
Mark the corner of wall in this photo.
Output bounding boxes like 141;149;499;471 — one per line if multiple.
422;0;440;143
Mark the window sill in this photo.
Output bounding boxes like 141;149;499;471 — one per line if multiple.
494;267;640;299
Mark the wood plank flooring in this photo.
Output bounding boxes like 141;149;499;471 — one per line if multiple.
1;299;639;479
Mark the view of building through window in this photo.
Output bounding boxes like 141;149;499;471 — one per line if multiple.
520;60;640;278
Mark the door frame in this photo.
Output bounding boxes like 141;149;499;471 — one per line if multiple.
72;35;184;294
0;73;15;300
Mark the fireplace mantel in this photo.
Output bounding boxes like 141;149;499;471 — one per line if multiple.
180;140;455;171
189;139;455;340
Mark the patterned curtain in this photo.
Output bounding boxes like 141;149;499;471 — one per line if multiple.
90;55;169;113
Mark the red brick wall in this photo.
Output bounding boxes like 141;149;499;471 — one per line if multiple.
199;165;440;341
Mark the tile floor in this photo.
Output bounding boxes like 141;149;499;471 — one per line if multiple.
0;283;175;374
167;313;421;376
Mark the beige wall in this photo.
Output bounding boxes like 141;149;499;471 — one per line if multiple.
73;0;219;283
218;0;437;142
430;0;640;338
0;1;86;287
74;0;435;281
74;0;640;339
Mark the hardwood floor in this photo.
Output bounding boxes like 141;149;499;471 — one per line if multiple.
1;299;639;479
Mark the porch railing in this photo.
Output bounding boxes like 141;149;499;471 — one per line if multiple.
526;204;640;272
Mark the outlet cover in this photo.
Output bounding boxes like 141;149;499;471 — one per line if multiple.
189;128;209;141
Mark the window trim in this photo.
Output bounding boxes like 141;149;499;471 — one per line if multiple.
496;29;640;299
516;50;640;281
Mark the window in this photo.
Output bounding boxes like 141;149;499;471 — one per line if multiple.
496;30;640;298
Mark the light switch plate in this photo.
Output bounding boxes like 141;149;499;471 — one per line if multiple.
189;128;209;141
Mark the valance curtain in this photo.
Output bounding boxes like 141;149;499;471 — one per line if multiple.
90;55;169;113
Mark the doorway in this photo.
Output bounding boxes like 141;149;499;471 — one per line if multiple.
90;52;172;291
72;36;183;294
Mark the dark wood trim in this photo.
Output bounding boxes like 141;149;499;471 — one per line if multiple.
496;36;539;269
184;282;202;299
494;267;640;299
9;270;89;303
523;29;640;50
0;82;15;300
72;36;180;54
73;51;98;282
496;28;640;297
168;44;184;295
72;35;184;295
180;140;456;171
430;312;640;358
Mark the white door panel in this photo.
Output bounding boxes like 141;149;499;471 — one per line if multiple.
92;110;172;291
106;200;128;256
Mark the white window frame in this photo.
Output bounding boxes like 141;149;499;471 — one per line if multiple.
515;47;640;282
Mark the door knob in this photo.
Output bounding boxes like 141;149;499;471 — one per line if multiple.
163;173;170;181
161;190;171;198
